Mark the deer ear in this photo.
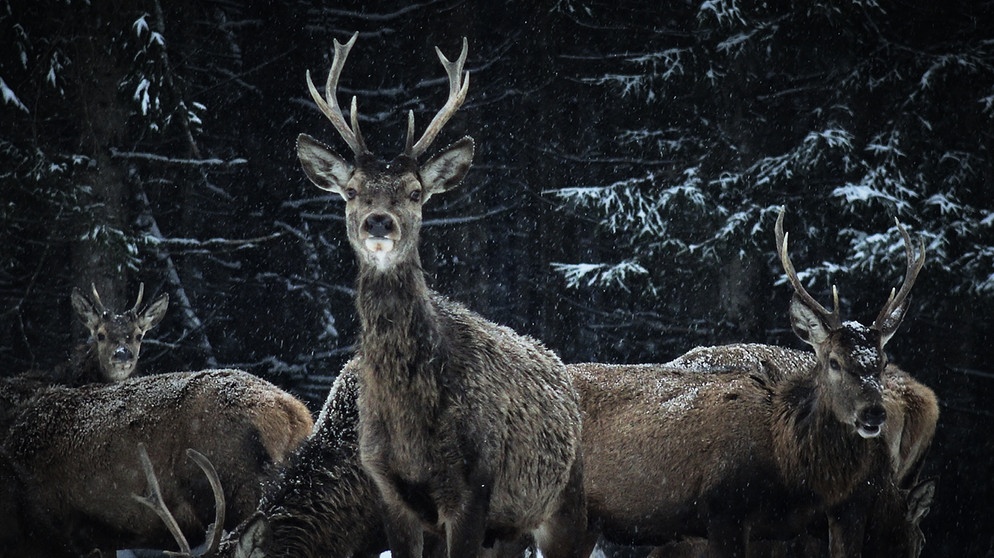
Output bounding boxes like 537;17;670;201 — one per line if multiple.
297;134;354;198
138;293;169;332
788;295;831;347
419;136;474;202
71;288;101;331
906;477;936;523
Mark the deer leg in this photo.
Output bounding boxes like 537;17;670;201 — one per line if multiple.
534;455;587;558
383;503;425;558
445;481;492;558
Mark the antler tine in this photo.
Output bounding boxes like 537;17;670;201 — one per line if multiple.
186;448;226;555
775;208;841;329
873;218;926;330
306;31;369;156
133;444;228;558
133;443;193;556
90;283;109;316
130;282;145;314
405;37;470;159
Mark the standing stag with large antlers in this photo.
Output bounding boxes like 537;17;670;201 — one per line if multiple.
296;33;585;558
561;209;932;558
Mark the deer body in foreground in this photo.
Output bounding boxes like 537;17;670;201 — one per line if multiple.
296;33;584;558
0;369;313;557
569;210;928;558
61;282;169;384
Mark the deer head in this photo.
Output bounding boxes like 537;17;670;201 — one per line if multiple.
71;283;169;382
296;32;474;273
775;209;925;439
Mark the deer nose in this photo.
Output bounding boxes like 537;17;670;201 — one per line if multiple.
859;404;887;428
365;214;394;237
112;347;134;362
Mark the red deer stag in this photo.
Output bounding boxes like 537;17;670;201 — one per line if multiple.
295;33;585;558
667;342;938;492
0;369;313;557
62;282;169;384
565;209;928;558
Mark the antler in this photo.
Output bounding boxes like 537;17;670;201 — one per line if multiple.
129;282;145;315
775;208;842;330
89;283;109;317
133;443;226;557
403;37;470;159
306;31;369;156
872;218;926;331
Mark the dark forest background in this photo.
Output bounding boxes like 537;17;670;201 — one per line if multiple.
2;0;993;554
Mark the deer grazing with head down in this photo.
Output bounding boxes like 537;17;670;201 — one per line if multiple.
296;33;585;558
146;358;388;558
564;209;931;558
62;282;169;384
0;369;313;557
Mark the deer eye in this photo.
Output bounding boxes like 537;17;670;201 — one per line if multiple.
135;333;143;342
345;188;357;200
97;333;106;341
829;357;843;373
410;189;422;202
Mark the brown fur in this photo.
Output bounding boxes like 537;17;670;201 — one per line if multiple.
0;369;312;557
354;272;584;557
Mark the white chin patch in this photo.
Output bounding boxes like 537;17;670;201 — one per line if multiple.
364;238;395;253
108;365;134;381
857;424;882;439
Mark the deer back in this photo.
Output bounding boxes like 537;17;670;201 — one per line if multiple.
0;369;312;556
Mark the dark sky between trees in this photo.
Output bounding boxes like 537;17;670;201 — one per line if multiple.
2;0;993;554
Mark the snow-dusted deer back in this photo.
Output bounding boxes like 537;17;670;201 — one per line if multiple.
0;370;313;557
296;33;586;558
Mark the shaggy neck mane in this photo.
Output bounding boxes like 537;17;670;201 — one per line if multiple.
771;370;877;506
356;255;442;383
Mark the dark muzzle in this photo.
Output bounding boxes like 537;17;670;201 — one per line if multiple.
856;404;887;439
365;214;394;237
112;346;134;362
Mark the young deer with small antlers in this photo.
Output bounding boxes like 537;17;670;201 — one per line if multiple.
566;209;930;558
63;282;169;384
296;33;585;558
